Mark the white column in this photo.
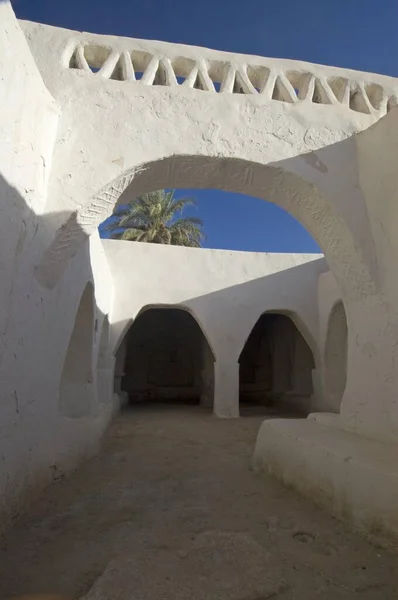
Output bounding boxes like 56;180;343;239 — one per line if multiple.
213;359;239;418
200;339;215;408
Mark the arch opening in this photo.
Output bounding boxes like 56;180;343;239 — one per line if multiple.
239;313;315;416
100;187;321;254
59;282;95;418
40;155;374;301
324;301;348;412
120;307;215;409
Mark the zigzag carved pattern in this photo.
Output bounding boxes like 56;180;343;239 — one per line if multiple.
68;43;396;116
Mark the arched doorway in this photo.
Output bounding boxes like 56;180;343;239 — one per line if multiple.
121;307;215;408
59;282;95;418
239;313;315;415
324;301;348;412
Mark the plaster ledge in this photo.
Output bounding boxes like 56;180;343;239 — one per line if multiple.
253;418;398;550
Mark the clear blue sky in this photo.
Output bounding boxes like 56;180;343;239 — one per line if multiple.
13;0;398;253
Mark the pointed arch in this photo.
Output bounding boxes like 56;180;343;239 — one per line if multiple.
113;303;216;359
239;310;316;415
117;305;215;408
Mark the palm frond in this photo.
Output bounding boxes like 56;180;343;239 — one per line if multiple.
105;189;205;247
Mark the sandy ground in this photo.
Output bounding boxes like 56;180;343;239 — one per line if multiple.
1;404;398;600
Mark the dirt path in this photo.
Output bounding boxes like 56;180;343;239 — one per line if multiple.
0;405;397;599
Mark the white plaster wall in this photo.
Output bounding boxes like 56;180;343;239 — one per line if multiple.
103;240;326;416
0;5;115;532
342;108;398;440
0;232;115;532
0;4;58;350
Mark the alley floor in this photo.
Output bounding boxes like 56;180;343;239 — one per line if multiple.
1;405;398;600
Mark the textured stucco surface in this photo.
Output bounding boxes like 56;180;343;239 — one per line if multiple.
0;2;116;532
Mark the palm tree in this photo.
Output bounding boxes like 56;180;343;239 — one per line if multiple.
105;190;205;247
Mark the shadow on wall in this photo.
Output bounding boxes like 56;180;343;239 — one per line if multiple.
0;171;112;532
184;259;325;361
59;282;95;418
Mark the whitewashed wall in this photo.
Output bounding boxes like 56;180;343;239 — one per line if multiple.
0;3;115;532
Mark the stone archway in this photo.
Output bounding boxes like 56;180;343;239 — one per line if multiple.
239;312;315;415
59;282;95;418
119;306;215;408
37;155;374;302
324;301;348;412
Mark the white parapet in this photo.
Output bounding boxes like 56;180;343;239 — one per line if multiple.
21;20;398;118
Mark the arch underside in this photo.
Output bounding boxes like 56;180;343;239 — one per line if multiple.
36;154;375;300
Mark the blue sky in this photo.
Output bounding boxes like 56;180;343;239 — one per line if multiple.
14;0;398;253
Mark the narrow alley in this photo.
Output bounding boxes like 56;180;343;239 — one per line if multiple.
1;406;397;600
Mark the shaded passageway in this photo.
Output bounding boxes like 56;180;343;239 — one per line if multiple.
239;313;315;415
0;408;397;600
119;308;215;408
